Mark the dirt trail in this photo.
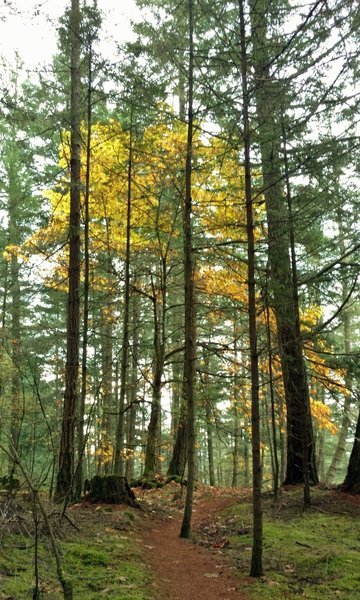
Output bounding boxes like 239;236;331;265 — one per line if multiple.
141;496;250;600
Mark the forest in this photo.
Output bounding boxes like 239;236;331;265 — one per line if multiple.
0;0;359;598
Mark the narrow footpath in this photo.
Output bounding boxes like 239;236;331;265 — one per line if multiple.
141;496;250;600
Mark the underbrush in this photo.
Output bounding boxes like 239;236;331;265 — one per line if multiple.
1;484;359;600
196;486;360;600
0;496;151;599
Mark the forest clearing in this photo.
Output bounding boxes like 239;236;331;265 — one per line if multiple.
0;482;360;599
0;0;359;598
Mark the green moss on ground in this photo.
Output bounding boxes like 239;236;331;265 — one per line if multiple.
0;503;152;599
221;487;360;600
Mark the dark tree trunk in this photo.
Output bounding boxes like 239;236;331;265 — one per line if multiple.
180;0;196;539
265;284;279;498
86;475;138;506
143;371;163;477
125;291;140;481
248;0;318;487
167;404;188;478
98;302;113;474
205;401;216;487
238;0;263;576
8;176;22;480
232;403;240;488
114;120;133;476
143;280;166;477
75;42;92;499
342;402;360;494
231;321;240;488
54;0;82;503
170;355;182;442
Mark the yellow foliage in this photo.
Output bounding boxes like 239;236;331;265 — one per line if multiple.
95;441;113;465
24;113;261;302
310;399;338;434
197;265;247;303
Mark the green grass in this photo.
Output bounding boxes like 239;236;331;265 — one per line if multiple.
222;488;360;600
0;504;152;599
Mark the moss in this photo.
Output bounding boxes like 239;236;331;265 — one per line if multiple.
223;490;360;600
65;543;108;566
0;509;152;599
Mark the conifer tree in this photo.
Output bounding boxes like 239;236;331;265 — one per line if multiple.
54;0;82;503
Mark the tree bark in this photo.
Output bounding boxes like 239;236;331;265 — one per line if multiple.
238;0;263;576
327;207;353;483
114;122;133;476
98;302;113;474
143;268;166;477
205;405;216;487
75;37;92;499
248;0;318;487
54;0;82;503
125;291;140;481
180;0;196;539
342;397;360;494
8;158;22;481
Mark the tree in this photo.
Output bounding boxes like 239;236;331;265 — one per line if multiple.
54;0;82;503
180;0;196;540
237;0;263;576
247;0;318;487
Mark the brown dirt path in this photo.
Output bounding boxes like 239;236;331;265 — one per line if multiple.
141;496;250;600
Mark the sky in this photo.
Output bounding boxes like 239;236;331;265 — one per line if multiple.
0;0;141;69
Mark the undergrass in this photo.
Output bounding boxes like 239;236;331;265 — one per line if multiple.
222;488;360;600
0;503;151;599
2;486;359;599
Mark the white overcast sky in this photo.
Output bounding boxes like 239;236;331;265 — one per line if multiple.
0;0;141;68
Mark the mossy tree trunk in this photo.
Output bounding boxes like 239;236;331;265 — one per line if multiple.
86;475;138;506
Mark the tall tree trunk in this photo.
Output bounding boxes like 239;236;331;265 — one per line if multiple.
114;121;133;476
206;406;216;487
264;280;279;498
98;303;113;474
8;165;22;481
143;270;166;477
282;121;312;508
202;351;215;486
238;0;263;576
180;0;196;539
342;394;360;494
54;0;82;503
316;384;326;482
327;207;353;483
167;293;187;477
232;405;240;488
167;397;188;477
248;0;318;487
125;291;139;481
232;320;241;488
75;37;92;499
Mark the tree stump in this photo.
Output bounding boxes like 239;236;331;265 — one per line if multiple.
85;475;139;506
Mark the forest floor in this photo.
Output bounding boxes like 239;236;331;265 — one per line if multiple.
140;485;249;600
0;482;360;599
